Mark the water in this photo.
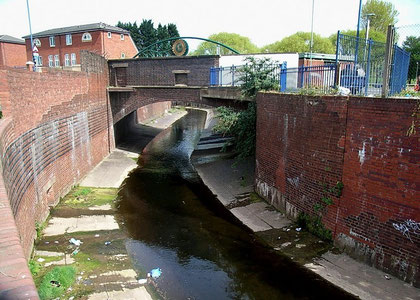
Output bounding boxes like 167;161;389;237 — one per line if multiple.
116;109;355;299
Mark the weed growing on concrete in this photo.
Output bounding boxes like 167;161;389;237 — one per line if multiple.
29;260;41;276
297;213;332;242
38;266;76;300
35;221;46;240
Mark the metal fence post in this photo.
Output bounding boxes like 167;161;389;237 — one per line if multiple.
364;39;372;96
280;62;287;92
382;25;395;98
231;65;235;86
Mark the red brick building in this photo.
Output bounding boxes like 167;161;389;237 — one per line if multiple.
23;22;138;69
0;35;27;67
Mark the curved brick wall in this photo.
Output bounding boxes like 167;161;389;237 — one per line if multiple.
255;93;419;286
0;52;112;296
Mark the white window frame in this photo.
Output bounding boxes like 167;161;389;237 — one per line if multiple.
82;32;92;42
120;34;124;40
64;54;70;67
107;32;112;38
49;36;55;47
48;55;53;67
34;39;41;47
121;53;126;59
38;56;43;66
66;34;72;45
54;54;60;67
71;53;76;66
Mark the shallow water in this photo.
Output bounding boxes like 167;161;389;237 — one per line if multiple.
116;109;355;299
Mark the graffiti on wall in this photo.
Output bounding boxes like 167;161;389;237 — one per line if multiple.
392;219;420;243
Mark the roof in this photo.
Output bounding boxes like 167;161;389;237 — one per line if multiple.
299;52;337;61
0;35;25;45
22;22;130;39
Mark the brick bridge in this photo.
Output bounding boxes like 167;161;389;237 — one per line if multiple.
107;56;246;124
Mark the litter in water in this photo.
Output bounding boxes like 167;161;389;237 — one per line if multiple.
296;227;302;232
138;279;148;284
150;268;162;279
69;238;82;246
104;241;111;246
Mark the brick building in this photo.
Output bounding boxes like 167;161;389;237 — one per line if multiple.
23;22;138;69
0;35;27;67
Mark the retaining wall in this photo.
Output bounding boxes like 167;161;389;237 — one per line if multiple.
0;51;111;297
255;92;419;286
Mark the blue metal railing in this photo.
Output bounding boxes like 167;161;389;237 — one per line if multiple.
280;64;337;92
336;32;410;96
210;63;284;87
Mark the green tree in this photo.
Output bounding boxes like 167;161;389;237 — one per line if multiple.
261;32;335;54
329;29;386;45
213;57;279;160
362;0;399;34
117;20;180;55
192;32;259;55
402;36;420;82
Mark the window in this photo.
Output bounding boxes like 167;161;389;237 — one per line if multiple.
71;53;76;66
49;36;55;47
35;55;42;66
34;39;41;47
82;32;92;42
107;32;112;38
54;54;60;67
121;53;125;59
120;34;124;40
48;55;53;67
66;34;72;45
64;54;70;66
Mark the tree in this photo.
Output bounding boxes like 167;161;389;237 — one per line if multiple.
362;0;399;34
213;57;279;160
192;32;259;55
329;29;387;45
117;20;180;55
402;36;420;82
261;32;335;54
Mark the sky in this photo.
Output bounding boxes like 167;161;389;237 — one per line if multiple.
0;0;419;50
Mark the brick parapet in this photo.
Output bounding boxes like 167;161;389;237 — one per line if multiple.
255;92;419;286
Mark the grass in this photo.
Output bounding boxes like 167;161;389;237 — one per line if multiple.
38;266;76;300
62;186;118;208
29;260;41;276
73;252;102;272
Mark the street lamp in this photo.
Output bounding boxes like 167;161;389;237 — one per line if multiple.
365;13;375;41
26;0;36;71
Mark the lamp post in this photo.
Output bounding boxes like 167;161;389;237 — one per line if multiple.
309;0;315;67
365;13;375;41
26;0;36;70
355;0;362;66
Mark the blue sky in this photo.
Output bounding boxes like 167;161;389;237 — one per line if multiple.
0;0;418;50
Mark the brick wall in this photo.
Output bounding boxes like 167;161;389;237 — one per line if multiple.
0;42;27;67
103;32;137;60
109;56;219;87
0;51;111;259
137;101;171;123
255;93;419;286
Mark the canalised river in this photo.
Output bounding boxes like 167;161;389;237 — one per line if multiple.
116;109;355;299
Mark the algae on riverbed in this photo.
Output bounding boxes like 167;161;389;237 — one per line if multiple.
61;186;118;209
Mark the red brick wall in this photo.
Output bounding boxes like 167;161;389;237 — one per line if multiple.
137;101;171;123
255;93;419;286
109;56;219;87
0;52;111;258
103;32;137;59
0;42;27;67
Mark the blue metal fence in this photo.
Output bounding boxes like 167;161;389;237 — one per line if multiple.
336;32;410;96
279;64;337;92
210;63;284;87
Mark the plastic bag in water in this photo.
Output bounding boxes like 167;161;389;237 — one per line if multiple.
150;268;162;279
